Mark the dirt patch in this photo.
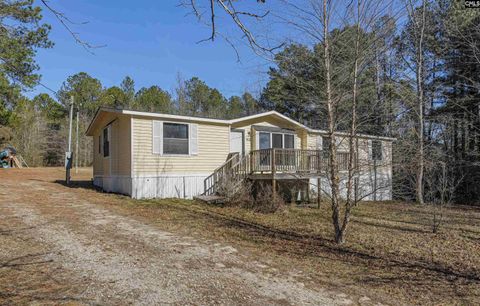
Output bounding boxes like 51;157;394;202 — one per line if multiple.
4;168;478;305
68;170;480;305
0;168;354;305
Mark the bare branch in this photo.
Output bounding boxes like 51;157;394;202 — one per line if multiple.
40;0;105;54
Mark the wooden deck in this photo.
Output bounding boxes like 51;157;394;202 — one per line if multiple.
203;148;350;196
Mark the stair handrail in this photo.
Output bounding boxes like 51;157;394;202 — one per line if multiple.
203;152;241;195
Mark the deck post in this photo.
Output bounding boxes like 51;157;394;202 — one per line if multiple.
306;182;310;203
317;177;321;208
271;149;276;200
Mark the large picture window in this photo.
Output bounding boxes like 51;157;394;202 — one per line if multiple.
258;132;295;150
163;123;189;155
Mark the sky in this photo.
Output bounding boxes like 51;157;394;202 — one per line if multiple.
28;0;270;99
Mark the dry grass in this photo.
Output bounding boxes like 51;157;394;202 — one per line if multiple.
10;168;478;305
113;197;480;305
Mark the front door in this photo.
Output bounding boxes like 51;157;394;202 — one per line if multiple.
230;130;244;155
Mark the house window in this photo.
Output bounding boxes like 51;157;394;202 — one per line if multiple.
272;133;283;148
259;132;271;150
259;131;295;150
163;122;189;155
322;136;331;158
103;127;110;157
98;135;101;154
284;134;294;149
372;140;382;161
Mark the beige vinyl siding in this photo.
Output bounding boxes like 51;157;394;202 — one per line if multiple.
306;131;317;150
110;115;131;176
92;129;103;176
306;132;393;173
91;113;131;177
250;126;256;153
355;137;393;170
131;116;230;175
306;132;352;152
91;112;113;177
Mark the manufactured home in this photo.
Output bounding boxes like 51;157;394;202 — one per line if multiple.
86;107;394;201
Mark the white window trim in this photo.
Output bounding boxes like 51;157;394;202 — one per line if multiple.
153;120;195;157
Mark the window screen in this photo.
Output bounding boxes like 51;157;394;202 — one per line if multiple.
272;133;283;148
372;140;382;161
103;127;109;157
284;134;294;148
163;123;189;154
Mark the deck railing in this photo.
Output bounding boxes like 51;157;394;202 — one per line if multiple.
249;149;349;174
204;152;240;196
203;148;350;195
250;149;323;174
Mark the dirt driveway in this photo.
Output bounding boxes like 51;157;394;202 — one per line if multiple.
0;168;355;305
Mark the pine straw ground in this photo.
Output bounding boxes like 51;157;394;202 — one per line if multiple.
109;196;480;305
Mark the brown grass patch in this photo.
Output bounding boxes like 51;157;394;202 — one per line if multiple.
15;168;479;305
112;197;480;305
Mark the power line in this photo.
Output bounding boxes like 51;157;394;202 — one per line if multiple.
38;81;58;96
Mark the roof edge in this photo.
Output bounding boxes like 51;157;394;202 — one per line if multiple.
85;107;231;136
307;128;396;141
86;107;396;141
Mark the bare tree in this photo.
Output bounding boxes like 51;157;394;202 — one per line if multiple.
180;0;282;59
424;155;462;233
183;0;402;244
40;0;104;53
404;0;427;204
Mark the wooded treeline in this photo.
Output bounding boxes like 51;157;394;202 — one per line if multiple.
0;72;261;168
1;0;480;206
255;0;480;206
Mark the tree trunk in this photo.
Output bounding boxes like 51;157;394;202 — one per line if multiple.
341;0;362;244
322;0;342;244
415;0;426;205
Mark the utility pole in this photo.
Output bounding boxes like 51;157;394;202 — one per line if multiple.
75;109;79;174
66;96;74;185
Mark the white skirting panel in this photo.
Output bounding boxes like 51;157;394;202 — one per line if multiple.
309;170;392;201
93;176;103;188
93;176;132;196
131;175;208;199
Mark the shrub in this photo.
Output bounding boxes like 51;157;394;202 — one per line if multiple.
221;180;254;207
221;180;284;213
251;184;285;213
